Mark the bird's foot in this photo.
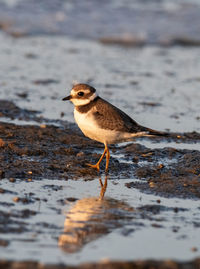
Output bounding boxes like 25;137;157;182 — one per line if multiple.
86;162;100;172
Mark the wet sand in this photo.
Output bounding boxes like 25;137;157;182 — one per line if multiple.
0;4;200;266
0;101;200;266
1;100;200;197
0;259;200;269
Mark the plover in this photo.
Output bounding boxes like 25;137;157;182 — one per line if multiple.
62;83;166;172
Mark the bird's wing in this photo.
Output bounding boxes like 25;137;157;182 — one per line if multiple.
92;97;146;133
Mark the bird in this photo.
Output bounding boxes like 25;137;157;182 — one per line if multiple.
62;83;166;172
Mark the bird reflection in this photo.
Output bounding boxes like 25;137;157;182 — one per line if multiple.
58;176;108;253
99;176;107;200
58;176;134;253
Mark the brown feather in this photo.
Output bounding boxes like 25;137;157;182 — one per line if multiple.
76;97;163;134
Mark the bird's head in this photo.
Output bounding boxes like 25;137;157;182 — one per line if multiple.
62;84;97;106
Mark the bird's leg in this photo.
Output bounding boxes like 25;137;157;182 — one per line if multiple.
86;145;107;171
99;176;108;200
105;145;110;172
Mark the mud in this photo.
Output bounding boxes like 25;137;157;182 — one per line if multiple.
123;144;200;199
0;100;200;198
0;21;200;266
0;259;200;269
1;101;200;264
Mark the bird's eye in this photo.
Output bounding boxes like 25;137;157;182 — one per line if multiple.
78;91;84;97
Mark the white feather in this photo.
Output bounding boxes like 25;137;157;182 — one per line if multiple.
71;98;90;106
74;108;146;144
88;92;97;101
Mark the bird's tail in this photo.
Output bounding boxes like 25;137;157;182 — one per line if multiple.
142;126;169;137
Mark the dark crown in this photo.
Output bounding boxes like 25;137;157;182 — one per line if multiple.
72;83;96;93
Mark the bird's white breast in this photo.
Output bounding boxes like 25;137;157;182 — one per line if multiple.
74;108;141;145
74;108;102;142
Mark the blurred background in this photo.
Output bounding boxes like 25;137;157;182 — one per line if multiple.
1;0;200;44
0;0;200;132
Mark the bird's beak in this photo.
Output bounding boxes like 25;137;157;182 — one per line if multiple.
62;95;72;101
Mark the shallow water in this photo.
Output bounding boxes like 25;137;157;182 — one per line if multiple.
139;140;200;151
1;0;200;45
0;177;200;264
0;33;200;134
0;21;200;266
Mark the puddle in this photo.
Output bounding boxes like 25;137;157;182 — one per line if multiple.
137;157;177;168
141;140;200;151
0;177;200;265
